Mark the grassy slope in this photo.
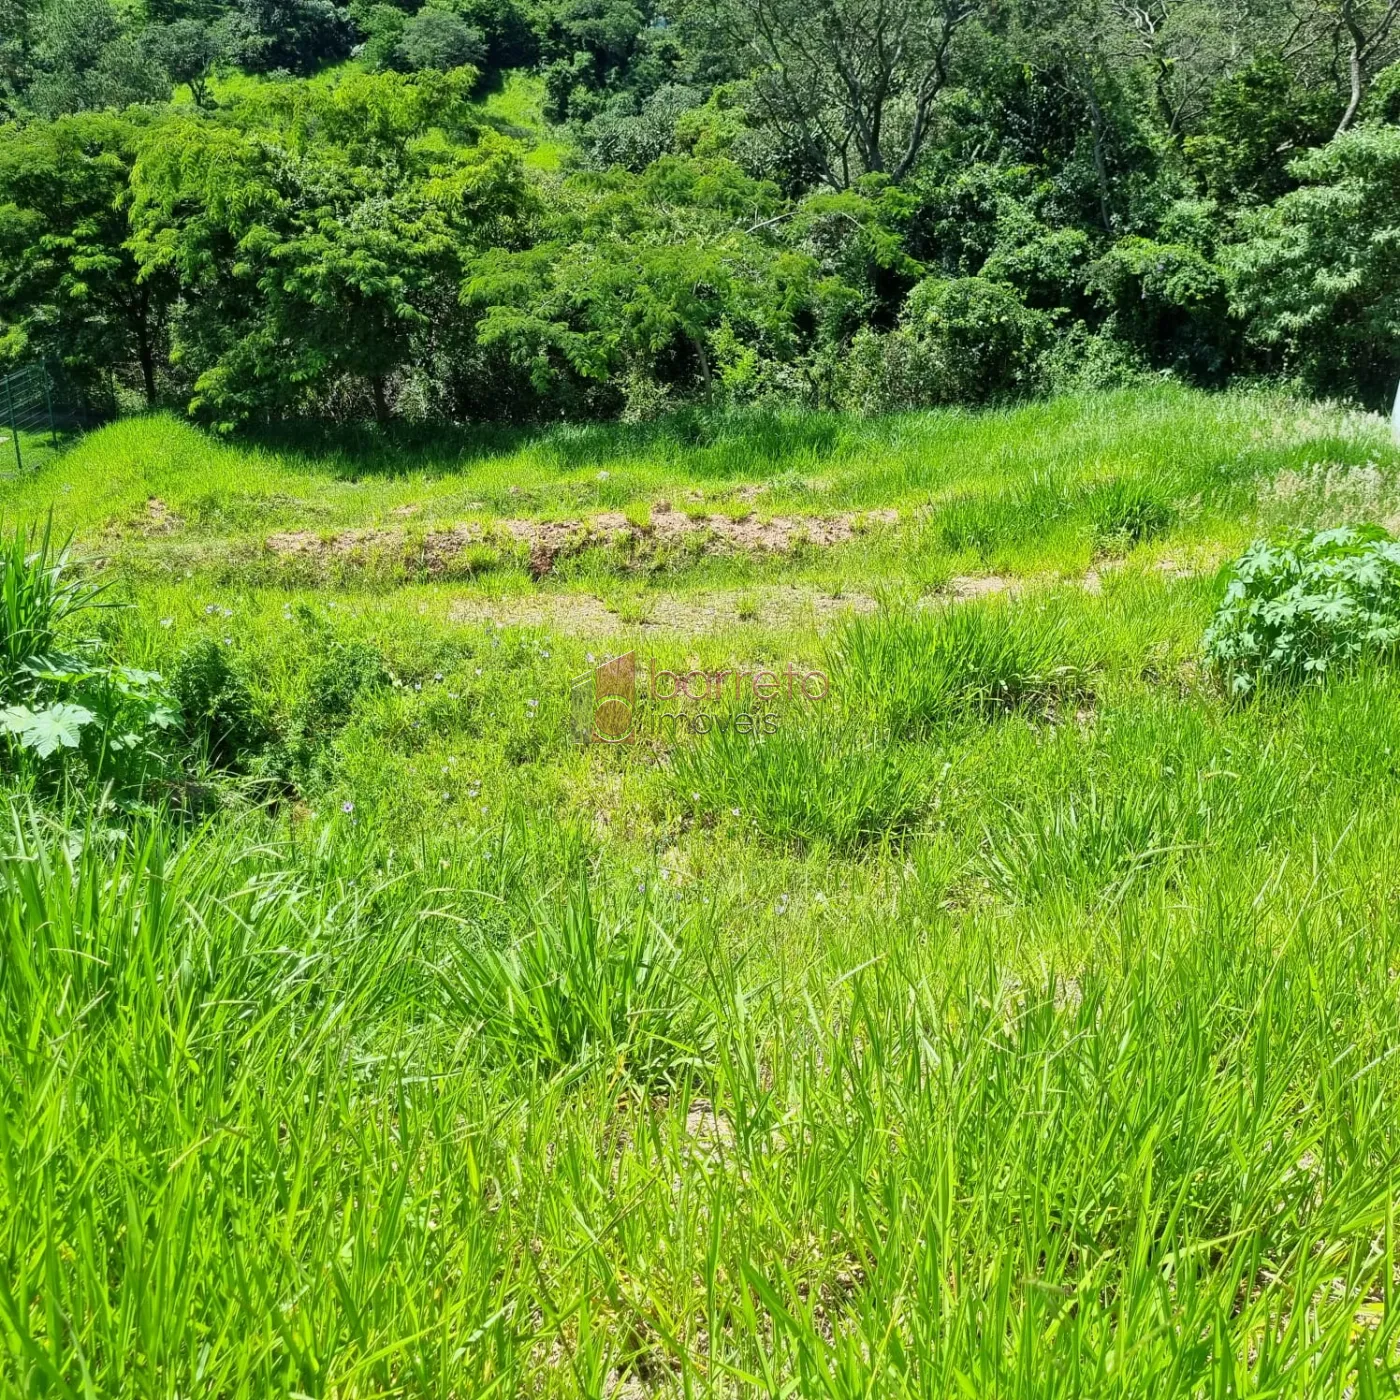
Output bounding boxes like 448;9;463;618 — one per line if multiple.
4;389;1400;1394
17;387;1391;537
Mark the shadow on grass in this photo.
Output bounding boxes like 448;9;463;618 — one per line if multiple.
242;405;854;481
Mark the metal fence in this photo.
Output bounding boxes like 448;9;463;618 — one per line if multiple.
0;363;60;475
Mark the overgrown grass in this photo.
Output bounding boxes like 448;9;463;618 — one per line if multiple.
831;595;1101;737
2;388;1400;1393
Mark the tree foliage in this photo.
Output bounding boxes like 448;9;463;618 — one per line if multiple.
0;0;1398;421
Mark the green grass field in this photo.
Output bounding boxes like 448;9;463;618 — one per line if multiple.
3;387;1400;1396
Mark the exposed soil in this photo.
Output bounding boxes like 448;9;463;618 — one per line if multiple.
264;505;902;574
445;575;1028;637
133;497;185;536
447;585;883;636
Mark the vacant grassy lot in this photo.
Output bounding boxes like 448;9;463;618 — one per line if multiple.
3;387;1400;1397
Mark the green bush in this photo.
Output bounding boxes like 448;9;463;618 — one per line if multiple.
901;277;1049;405
0;520;175;792
171;638;274;773
1204;526;1400;694
840;279;1049;413
287;636;392;790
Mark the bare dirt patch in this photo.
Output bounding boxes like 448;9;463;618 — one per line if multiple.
120;497;185;537
447;585;881;636
264;505;901;574
443;575;1036;636
947;573;1014;599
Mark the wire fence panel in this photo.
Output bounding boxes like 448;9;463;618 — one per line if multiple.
0;364;62;477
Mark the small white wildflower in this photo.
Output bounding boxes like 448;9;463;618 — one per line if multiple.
160;617;173;628
731;807;741;817
222;637;233;646
434;672;443;682
341;800;354;814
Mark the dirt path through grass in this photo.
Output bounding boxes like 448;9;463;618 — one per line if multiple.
446;576;1018;635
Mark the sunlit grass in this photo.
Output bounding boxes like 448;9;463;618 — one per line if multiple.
2;388;1400;1393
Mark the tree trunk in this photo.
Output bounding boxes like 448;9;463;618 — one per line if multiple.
1336;28;1364;135
371;374;390;425
136;286;157;407
1083;82;1115;235
690;334;712;399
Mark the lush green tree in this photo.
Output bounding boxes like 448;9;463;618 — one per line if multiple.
1088;234;1232;381
230;0;355;74
157;19;227;108
463;156;846;409
0;112;174;407
694;0;982;188
1231;125;1400;405
1185;52;1337;202
537;0;684;123
129;70;535;427
1332;0;1400;133
394;8;485;71
0;0;31;120
351;2;410;70
578;83;703;171
24;0;173;117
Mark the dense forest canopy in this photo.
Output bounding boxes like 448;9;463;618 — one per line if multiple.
1;0;1399;426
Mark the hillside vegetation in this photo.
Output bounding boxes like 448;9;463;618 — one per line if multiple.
4;0;1400;433
1;389;1399;1393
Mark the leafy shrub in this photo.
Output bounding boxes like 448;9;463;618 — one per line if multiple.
840;279;1049;413
1229;127;1400;407
1087;237;1232;383
671;723;923;851
0;520;176;790
1037;323;1156;395
1204;526;1400;695
287;636;392;789
230;0;354;74
832;601;1097;738
444;880;696;1081
840;326;938;416
393;9;484;73
171;638;274;773
901;277;1049;405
